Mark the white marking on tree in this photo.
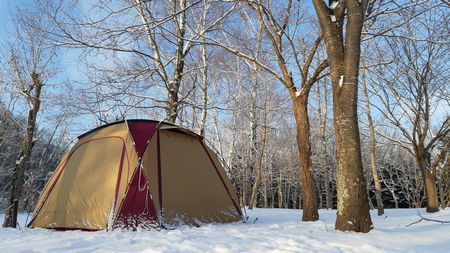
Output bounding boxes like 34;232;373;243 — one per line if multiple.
339;75;344;87
331;15;337;22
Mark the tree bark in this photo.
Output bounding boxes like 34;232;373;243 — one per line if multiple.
3;73;42;228
416;146;439;212
294;96;319;220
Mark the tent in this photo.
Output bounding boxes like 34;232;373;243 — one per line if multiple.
28;120;242;230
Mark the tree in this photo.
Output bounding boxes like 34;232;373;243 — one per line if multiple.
311;0;373;232
370;4;449;212
208;0;328;221
316;81;333;209
32;0;236;123
2;11;56;227
361;67;384;215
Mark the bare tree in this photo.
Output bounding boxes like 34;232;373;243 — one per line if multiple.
361;67;384;215
316;81;333;209
370;3;449;212
31;0;236;123
249;70;269;209
2;11;56;227
207;0;328;221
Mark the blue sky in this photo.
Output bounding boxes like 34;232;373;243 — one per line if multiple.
0;0;92;138
0;0;13;35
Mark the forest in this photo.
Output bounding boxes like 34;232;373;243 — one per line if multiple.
0;0;448;236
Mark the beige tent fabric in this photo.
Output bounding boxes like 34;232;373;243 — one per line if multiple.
204;146;240;212
141;132;160;215
142;129;241;226
30;123;139;230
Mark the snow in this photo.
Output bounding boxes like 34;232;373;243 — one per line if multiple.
1;208;450;252
331;15;337;22
295;91;301;97
15;156;25;165
330;1;339;9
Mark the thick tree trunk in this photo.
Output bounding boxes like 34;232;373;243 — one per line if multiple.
332;73;372;232
312;0;373;232
294;97;319;221
3;73;42;228
422;168;439;212
416;146;439;212
420;155;439;211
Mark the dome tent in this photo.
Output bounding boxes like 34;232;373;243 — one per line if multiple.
28;120;242;230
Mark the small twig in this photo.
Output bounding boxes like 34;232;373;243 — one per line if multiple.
406;211;450;227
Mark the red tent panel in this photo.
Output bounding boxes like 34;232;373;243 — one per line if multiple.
127;121;159;158
113;168;159;229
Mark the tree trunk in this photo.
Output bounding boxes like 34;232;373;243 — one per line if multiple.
199;41;208;136
166;80;180;124
248;150;263;209
392;190;399;209
263;175;269;208
317;84;332;209
278;172;283;208
312;0;373;232
248;61;259;209
332;73;372;232
242;165;249;206
416;146;439;212
294;96;319;221
3;73;42;228
422;169;438;212
362;69;384;215
437;169;445;208
166;0;187;123
249;95;267;209
367;185;374;210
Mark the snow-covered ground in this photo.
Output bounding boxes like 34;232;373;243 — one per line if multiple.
1;208;449;253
